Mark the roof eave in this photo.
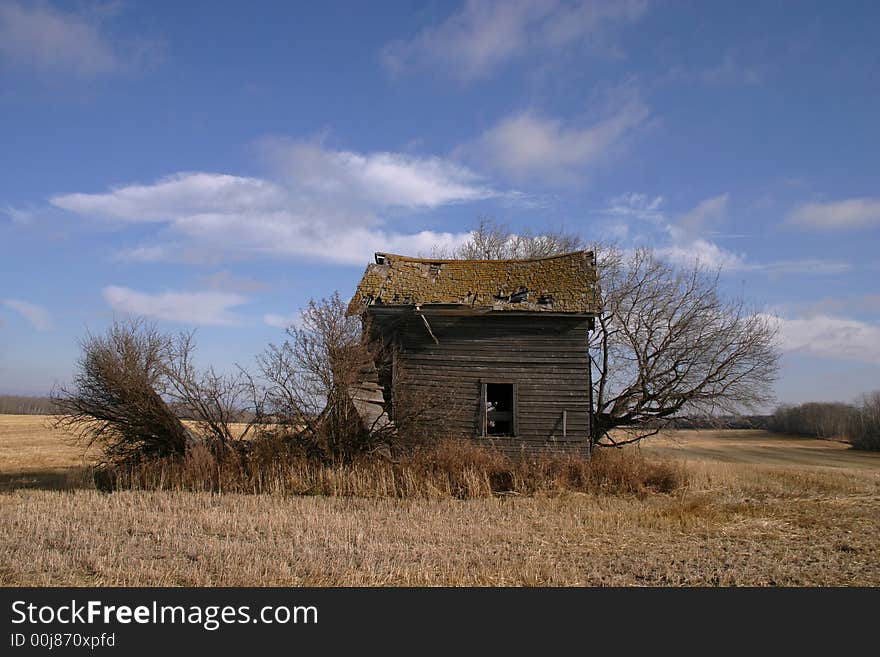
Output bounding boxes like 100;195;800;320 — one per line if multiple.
363;304;598;318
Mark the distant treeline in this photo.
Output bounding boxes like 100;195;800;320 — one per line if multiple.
0;395;59;415
0;395;260;421
5;391;876;450
669;415;772;430
768;392;880;451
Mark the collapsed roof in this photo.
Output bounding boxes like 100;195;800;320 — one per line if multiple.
347;250;600;315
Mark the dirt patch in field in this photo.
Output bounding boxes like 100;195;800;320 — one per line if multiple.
0;415;95;490
641;429;880;470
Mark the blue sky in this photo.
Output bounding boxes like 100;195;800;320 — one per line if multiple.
1;0;878;406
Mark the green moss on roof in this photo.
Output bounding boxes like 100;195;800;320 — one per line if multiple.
347;251;599;315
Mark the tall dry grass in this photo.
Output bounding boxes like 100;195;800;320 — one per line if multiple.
3;418;879;586
3;462;877;585
109;438;686;499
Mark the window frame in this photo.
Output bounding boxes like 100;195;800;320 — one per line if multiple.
479;379;518;438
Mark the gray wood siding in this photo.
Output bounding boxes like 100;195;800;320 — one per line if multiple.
371;312;592;450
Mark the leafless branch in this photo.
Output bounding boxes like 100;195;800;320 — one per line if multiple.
443;221;781;447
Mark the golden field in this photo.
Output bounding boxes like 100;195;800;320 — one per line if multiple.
1;414;878;586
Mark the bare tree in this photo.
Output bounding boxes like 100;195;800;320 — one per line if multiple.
258;292;451;460
441;220;780;446
768;392;880;450
853;391;880;450
52;320;266;465
257;292;382;461
162;332;265;449
590;246;778;445
769;401;859;439
0;395;58;415
432;216;582;260
51;320;191;465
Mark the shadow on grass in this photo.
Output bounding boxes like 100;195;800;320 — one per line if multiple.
0;467;95;492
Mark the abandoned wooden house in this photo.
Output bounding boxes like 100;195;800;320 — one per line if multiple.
346;250;600;453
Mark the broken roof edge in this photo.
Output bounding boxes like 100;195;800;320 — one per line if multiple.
374;249;594;265
346;248;600;317
365;304;598;317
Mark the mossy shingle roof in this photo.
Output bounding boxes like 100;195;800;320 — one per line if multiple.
347;251;599;315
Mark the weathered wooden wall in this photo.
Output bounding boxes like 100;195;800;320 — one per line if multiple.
368;309;592;452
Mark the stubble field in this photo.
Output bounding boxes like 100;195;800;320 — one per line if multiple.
1;415;878;586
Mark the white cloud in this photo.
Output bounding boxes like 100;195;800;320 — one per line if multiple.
463;99;649;184
701;52;761;86
798;293;880;318
676;193;729;236
2;206;37;224
655;245;851;275
111;244;174;263
656;238;745;270
604;193;665;222
768;314;880;365
164;218;471;265
263;313;301;330
788;198;880;231
0;1;135;77
655;194;741;268
602;193;851;275
382;0;647;80
748;259;853;275
665;52;762;87
52;173;288;223
1;299;52;330
602;193;744;270
102;286;248;326
53;150;484;265
264;140;496;209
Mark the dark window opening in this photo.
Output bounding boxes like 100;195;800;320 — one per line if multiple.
484;383;515;436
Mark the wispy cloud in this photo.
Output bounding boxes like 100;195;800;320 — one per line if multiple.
0;1;156;77
798;293;880;318
1;299;52;330
382;0;647;80
52;173;288;224
700;52;761;86
657;194;742;269
664;51;763;88
2;206;38;224
787;197;880;231
603;193;665;223
51;140;491;265
676;193;729;236
602;193;744;269
263;312;301;330
111;244;173;263
461;96;649;184
199;271;267;293
101;286;248;326
656;238;745;271
262;138;498;208
603;193;852;274
767;314;880;365
745;259;853;275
